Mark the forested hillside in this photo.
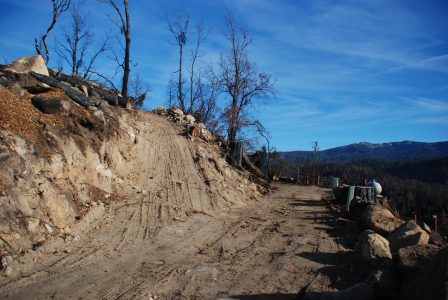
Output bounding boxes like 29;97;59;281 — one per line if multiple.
280;141;448;162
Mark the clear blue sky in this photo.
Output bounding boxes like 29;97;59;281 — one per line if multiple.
1;0;447;151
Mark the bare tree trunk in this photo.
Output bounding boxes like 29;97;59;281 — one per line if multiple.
166;14;189;112
122;0;131;100
179;43;184;111
98;0;131;102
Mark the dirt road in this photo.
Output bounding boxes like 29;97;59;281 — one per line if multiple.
0;113;368;299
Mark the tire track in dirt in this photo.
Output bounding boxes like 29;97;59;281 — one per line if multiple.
0;112;367;299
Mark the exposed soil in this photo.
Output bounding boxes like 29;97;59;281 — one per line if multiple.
0;179;369;299
1;84;369;299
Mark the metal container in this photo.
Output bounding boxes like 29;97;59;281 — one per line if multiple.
346;186;355;211
367;179;382;195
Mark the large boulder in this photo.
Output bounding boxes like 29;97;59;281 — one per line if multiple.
397;244;440;274
387;221;429;251
401;246;448;300
360;229;393;267
361;205;404;236
366;268;401;299
4;55;49;76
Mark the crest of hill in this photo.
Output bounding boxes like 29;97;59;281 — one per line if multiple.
280;141;448;163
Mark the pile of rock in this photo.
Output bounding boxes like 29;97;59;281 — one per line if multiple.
1;55;132;109
355;203;445;299
153;106;217;143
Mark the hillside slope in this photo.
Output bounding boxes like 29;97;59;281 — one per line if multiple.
0;64;262;257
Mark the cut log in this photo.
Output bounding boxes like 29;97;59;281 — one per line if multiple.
88;86;127;107
48;70;127;107
29;72;90;107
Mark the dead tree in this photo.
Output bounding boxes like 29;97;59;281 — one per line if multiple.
99;0;131;100
35;0;71;64
167;75;177;107
129;73;148;108
186;23;206;114
55;0;108;78
81;38;109;79
166;14;190;112
251;120;272;175
219;12;275;151
194;66;221;129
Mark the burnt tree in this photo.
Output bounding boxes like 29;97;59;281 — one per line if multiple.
55;0;108;78
35;0;71;64
219;12;275;151
166;14;190;112
99;0;131;100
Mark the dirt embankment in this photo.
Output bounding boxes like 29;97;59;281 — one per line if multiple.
0;77;261;258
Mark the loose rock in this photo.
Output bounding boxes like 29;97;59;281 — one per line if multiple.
360;229;392;267
361;204;404;236
387;221;429;251
4;55;49;76
184;114;195;125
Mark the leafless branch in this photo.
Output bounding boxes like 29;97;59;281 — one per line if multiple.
35;0;71;63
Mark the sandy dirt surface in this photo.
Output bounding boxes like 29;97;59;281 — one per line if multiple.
0;112;369;299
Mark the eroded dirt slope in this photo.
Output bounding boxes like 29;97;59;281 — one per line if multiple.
0;104;267;298
0;80;260;256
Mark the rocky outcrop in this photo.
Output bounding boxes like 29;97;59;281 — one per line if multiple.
361;205;404;237
3;55;49;76
360;230;392;267
154;107;219;144
0;80;132;255
387;221;429;251
397;244;440;274
401;246;448;300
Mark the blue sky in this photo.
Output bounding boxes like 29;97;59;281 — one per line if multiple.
1;0;447;151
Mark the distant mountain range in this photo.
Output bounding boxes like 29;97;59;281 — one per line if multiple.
279;141;448;162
